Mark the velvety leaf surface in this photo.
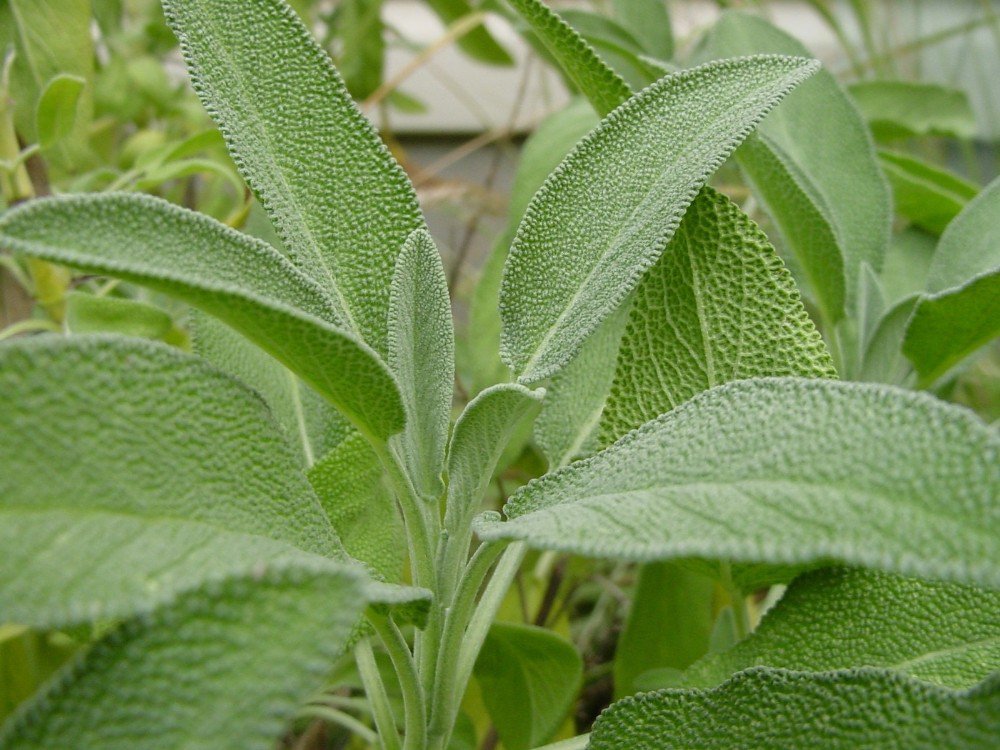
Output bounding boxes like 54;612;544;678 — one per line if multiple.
682;568;1000;690
308;432;405;582
0;561;368;750
701;12;891;322
499;54;819;382
599;186;835;443
388;230;455;499
477;378;999;590
0;336;343;627
162;0;426;355
473;623;582;750
588;668;1000;750
0;193;404;441
848;80;977;140
879;150;977;236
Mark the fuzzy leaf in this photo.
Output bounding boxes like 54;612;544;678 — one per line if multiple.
0;335;349;628
599;186;835;444
701;12;891;323
0;193;404;442
473;623;582;750
499;55;819;383
879;150;978;236
680;567;1000;690
589;668;1000;750
162;0;426;356
848;81;977;141
388;230;455;499
476;378;999;590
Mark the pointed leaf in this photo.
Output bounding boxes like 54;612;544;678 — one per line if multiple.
848;81;977;141
476;378;1000;590
589;668;1000;750
65;291;182;344
499;55;819;383
388;230;455;499
34;74;85;149
879;150;978;236
599;186;835;444
425;0;513;65
473;623;582;750
0;336;344;627
162;0;426;355
0;193;404;441
612;0;673;60
680;567;1000;690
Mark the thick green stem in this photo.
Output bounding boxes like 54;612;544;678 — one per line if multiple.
355;639;401;750
368;610;427;750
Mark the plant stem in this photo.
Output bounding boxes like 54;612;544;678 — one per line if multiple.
296;705;378;745
376;443;437;592
355;639;401;750
368;610;427;750
720;562;751;642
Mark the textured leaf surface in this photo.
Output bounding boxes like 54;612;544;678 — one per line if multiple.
308;433;405;582
588;668;1000;750
599;186;835;443
0;336;343;627
848;81;976;141
0;561;368;750
702;12;890;322
879;150;978;236
904;176;1000;382
473;623;582;750
0;193;404;441
388;230;455;499
162;0;425;355
499;55;819;382
680;567;1000;690
477;378;999;589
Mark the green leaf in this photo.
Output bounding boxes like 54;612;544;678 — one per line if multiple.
308;432;405;582
904;176;1000;383
0;561;372;750
162;0;426;356
0;193;405;442
426;0;513;65
612;0;673;60
535;301;630;469
858;295;921;385
680;567;1000;690
589;668;1000;750
336;0;385;100
476;378;999;590
473;623;582;750
599;186;836;444
559;9;664;90
0;335;346;627
499;55;819;383
65;291;183;345
388;230;455;499
614;562;717;698
879;150;978;236
848;81;977;141
701;12;891;323
880;228;937;307
34;74;85;149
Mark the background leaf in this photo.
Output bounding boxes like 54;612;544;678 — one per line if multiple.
847;81;976;141
612;0;673;60
879;150;978;236
426;0;512;65
34;74;85;149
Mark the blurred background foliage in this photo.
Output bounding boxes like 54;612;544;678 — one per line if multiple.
1;1;998;748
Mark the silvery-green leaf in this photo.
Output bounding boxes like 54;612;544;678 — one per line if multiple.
879;150;978;236
848;81;977;141
499;55;819;383
476;378;999;590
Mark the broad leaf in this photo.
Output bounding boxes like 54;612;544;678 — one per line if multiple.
309;433;405;582
858;295;921;385
34;74;85;149
388;230;455;499
0;336;343;627
589;668;1000;750
162;0;426;356
65;291;185;346
476;378;999;590
701;12;891;324
559;9;663;91
612;0;673;60
0;193;405;441
0;561;372;750
599;186;835;443
904;176;1000;383
848;80;977;141
880;228;936;307
499;55;819;382
679;567;1000;690
473;623;582;750
879;150;978;236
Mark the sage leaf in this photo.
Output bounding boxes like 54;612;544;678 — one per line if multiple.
162;0;426;355
589;668;1000;750
34;74;85;149
848;80;977;141
388;230;455;499
425;0;512;65
599;186;835;444
473;623;582;750
612;0;673;60
0;193;405;441
499;54;819;383
680;567;1000;690
476;378;999;590
65;290;184;346
879;150;978;236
